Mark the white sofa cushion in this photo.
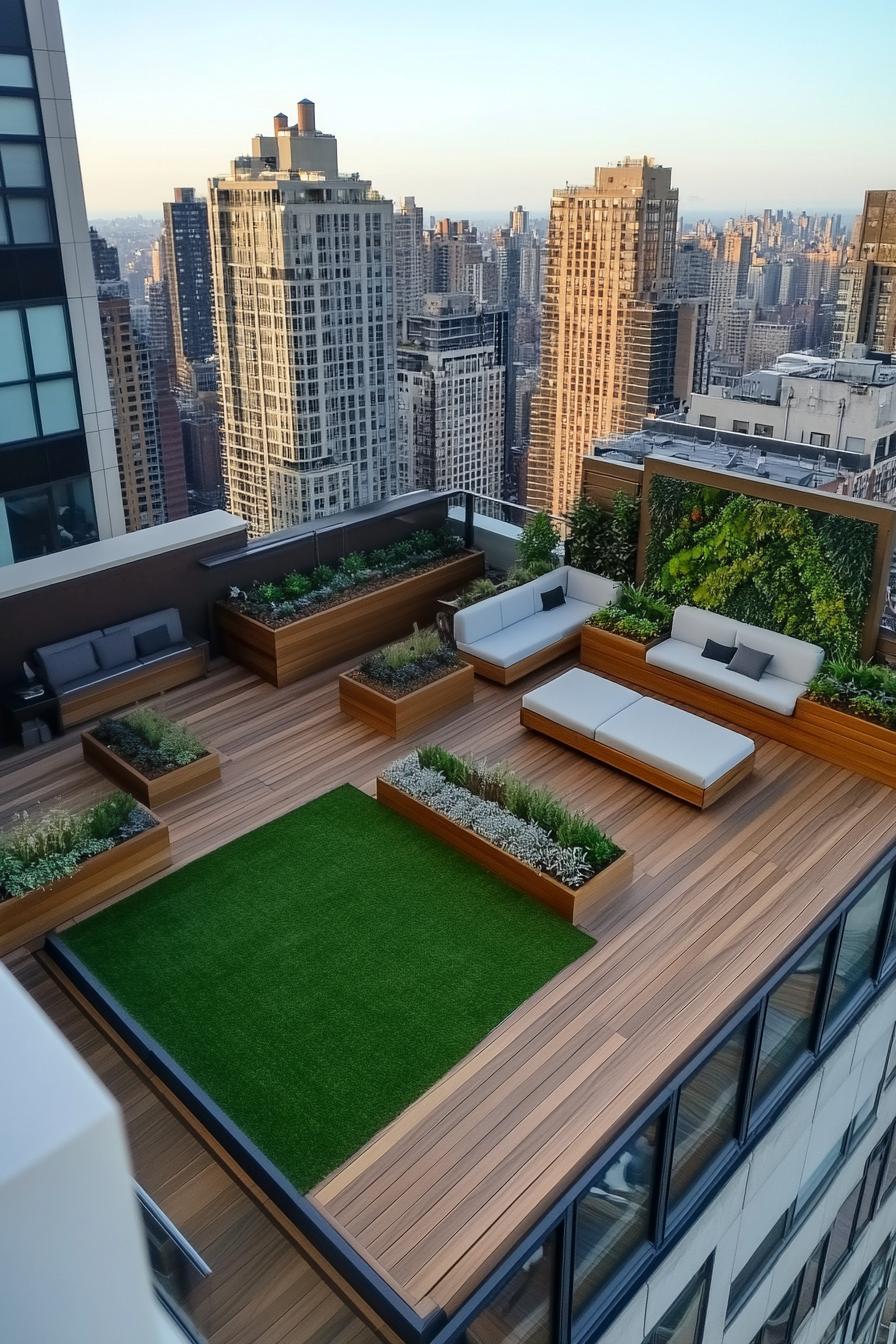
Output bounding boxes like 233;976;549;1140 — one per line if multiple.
500;585;536;628
453;596;503;645
646;637;805;715
458;599;594;667
530;566;569;600
522;669;641;736
566;568;620;609
671;605;738;649
594;697;754;788
732;620;824;685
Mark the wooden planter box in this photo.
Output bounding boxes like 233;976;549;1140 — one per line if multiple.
794;697;896;789
339;663;475;738
216;550;485;688
81;731;223;807
580;623;663;676
0;816;171;957
376;776;633;923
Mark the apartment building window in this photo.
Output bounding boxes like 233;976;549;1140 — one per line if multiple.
754;423;774;437
640;1263;709;1344
733;419;749;433
0;303;79;443
698;414;716;428
823;872;891;1035
810;432;831;448
752;938;827;1111
668;1023;748;1213
728;1210;790;1317
822;1181;864;1291
0;54;53;248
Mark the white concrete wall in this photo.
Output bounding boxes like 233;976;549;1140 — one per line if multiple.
596;979;896;1344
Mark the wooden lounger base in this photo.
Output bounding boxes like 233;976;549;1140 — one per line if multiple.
520;707;755;808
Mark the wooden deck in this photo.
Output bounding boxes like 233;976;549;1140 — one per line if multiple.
2;652;894;1331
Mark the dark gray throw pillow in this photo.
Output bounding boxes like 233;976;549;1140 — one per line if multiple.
541;586;565;611
92;630;136;670
41;641;99;689
701;637;736;664
727;643;772;681
135;624;172;657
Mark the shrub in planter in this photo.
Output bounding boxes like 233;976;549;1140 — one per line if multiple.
357;626;463;694
0;793;154;900
587;584;674;643
93;707;207;778
566;490;639;582
807;660;896;729
517;512;561;571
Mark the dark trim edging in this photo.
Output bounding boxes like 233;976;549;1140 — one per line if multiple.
43;936;446;1344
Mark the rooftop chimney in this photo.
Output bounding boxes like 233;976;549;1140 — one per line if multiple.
296;99;315;134
273;112;288;133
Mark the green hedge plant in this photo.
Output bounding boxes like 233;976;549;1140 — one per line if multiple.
808;659;896;730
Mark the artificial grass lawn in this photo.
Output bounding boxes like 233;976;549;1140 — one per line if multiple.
62;784;594;1191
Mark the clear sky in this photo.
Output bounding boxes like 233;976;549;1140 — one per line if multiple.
60;0;895;222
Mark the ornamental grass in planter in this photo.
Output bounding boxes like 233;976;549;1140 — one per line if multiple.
806;660;896;729
586;584;674;645
339;626;474;737
83;707;222;806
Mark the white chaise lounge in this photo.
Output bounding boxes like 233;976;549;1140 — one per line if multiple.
454;566;620;684
521;667;755;808
645;607;824;716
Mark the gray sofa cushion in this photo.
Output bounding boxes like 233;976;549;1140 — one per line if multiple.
92;630;137;670
41;641;100;690
34;630;103;682
135;624;171;658
138;639;191;666
104;606;184;645
57;661;144;694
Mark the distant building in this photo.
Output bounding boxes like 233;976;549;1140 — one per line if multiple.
163;187;215;392
98;293;167;530
832;188;896;358
89;226;120;284
509;204;529;235
397;293;506;497
708;229;751;324
393;196;424;322
208;99;397;535
675;240;712;300
744;321;802;374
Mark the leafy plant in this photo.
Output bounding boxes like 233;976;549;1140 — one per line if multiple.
457;577;498;609
587;583;674;643
566;491;639;582
95;708;206;775
0;793;152;901
358;625;460;692
518;512;561;571
808;659;896;729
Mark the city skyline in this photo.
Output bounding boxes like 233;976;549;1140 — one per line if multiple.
62;0;895;217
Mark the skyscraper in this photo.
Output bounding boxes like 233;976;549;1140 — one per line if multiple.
89;225;120;284
396;292;507;497
163;186;215;392
208;99;397;535
527;156;678;514
393;195;424;322
98;292;167;531
832;189;896;358
0;0;124;566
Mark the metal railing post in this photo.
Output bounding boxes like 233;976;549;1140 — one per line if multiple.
464;493;475;549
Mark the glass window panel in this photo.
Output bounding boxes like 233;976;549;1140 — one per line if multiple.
826;876;890;1030
1;141;44;186
52;476;98;548
573;1115;659;1317
0;308;27;381
3;483;55;560
754;940;826;1108
822;1182;862;1290
792;1243;823;1333
8;195;50;243
464;1231;555;1344
0;94;38;135
880;1130;896;1203
728;1211;789;1317
886;1028;896;1089
0;203;7;243
36;377;77;434
669;1024;748;1209
0;380;35;442
760;1279;797;1344
795;1135;846;1219
854;1140;887;1238
26;305;70;374
646;1266;708;1344
0;54;32;88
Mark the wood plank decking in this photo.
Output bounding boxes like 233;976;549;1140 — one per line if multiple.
2;652;894;1332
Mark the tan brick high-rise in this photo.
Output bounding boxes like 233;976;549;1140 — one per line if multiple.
526;157;678;515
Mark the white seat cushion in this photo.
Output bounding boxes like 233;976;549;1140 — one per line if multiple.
566;568;620;609
731;620;824;684
671;606;738;648
457;599;594;668
594;698;754;789
647;638;805;715
522;668;642;735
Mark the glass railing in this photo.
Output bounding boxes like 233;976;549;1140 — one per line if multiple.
137;1186;210;1342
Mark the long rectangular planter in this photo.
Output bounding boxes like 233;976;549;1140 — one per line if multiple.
581;625;896;789
216;550;485;688
376;776;633;923
0;816;171;957
81;731;223;807
339;663;475;738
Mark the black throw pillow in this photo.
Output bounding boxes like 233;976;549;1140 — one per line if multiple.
541;586;565;611
135;624;172;657
727;643;772;681
701;636;736;664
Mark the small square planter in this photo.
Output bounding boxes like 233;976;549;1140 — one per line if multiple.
81;730;222;807
339;663;475;738
0;816;171;957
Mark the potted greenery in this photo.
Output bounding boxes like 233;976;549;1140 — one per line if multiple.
216;529;484;686
377;746;632;923
339;626;474;737
82;706;222;806
565;490;639;582
0;792;170;956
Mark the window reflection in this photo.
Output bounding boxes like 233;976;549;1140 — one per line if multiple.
753;940;826;1108
825;876;890;1031
643;1263;709;1344
465;1231;555;1344
669;1024;748;1210
573;1116;658;1317
0;477;98;566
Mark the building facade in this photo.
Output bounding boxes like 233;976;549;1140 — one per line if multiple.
163;186;214;392
832;190;896;358
98;292;167;531
397;292;506;496
208;99;397;535
393;195;424;323
526;157;679;512
0;0;124;566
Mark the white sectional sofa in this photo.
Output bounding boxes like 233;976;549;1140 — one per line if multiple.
453;566;620;684
645;606;824;716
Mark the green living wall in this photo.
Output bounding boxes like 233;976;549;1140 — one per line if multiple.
644;476;877;659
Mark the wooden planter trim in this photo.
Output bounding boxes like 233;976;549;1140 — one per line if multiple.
81;731;223;807
338;663;475;738
580;625;896;789
216;550;484;687
376;776;633;923
0;816;171;957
